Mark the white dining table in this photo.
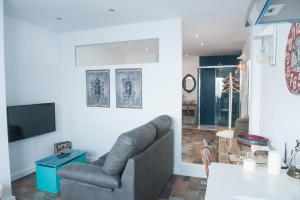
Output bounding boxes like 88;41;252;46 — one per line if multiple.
205;163;300;200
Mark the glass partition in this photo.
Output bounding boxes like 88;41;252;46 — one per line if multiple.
75;39;159;67
199;66;240;127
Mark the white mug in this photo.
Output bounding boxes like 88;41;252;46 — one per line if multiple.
0;184;4;199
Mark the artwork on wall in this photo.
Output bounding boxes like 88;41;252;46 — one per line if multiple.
115;68;142;108
86;70;110;107
285;22;300;94
54;141;72;155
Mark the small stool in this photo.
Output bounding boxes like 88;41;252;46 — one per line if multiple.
216;129;234;139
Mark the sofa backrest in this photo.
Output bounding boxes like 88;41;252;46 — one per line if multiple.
150;115;172;139
121;129;174;200
102;123;156;175
102;115;172;176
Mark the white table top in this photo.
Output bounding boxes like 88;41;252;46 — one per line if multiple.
205;163;300;200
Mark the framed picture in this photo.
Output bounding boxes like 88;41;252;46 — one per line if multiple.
86;70;110;107
115;68;142;108
54;141;72;155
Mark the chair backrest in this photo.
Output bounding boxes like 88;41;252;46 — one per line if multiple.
200;147;216;177
234;117;249;137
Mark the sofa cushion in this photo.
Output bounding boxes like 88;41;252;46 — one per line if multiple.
102;123;156;175
92;153;108;167
150;115;172;138
58;163;120;189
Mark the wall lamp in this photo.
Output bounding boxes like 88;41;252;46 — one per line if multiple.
255;24;277;66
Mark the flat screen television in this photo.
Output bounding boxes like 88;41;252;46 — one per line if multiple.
7;103;56;142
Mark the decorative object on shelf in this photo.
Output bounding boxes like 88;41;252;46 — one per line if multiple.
287;140;300;179
116;68;142;108
268;151;281;175
54;141;72;155
86;70;110;107
237;134;269;146
285;22;300;94
182;74;196;93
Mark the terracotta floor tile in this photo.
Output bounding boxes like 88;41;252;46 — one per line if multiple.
13;174;207;200
182;128;218;164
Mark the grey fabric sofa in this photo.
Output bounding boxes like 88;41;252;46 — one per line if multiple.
58;115;174;200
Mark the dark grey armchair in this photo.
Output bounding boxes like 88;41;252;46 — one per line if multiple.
58;115;174;200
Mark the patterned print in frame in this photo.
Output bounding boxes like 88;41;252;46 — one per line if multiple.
285;22;300;94
116;68;142;108
86;70;110;107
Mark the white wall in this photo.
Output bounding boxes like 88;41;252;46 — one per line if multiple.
0;1;14;199
248;26;263;134
60;19;192;175
249;23;300;156
182;56;198;101
4;17;63;181
76;45;126;66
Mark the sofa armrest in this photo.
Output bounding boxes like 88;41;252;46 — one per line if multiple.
58;163;120;189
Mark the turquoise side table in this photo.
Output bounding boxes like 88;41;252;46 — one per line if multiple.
35;149;86;193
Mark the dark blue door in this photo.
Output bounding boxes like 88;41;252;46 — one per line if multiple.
199;68;215;125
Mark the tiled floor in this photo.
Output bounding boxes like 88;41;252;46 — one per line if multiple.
182;127;218;164
12;173;60;200
12;173;207;200
158;175;207;200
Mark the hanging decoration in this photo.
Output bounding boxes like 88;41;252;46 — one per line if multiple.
285;22;300;94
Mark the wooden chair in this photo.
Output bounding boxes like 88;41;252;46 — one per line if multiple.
200;146;216;177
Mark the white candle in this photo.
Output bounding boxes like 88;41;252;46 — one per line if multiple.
268;151;281;175
243;158;256;172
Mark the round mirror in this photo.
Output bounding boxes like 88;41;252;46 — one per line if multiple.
182;74;196;93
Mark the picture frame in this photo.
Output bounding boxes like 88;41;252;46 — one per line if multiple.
54;141;72;155
86;69;110;107
115;68;142;109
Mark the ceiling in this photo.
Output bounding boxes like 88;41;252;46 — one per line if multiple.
4;0;251;56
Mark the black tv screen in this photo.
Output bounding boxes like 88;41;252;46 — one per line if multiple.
7;103;56;142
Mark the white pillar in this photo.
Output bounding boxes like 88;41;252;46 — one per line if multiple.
0;0;15;199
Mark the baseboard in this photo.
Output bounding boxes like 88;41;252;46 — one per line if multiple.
11;166;35;181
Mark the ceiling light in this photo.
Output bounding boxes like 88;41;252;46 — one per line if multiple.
185;54;189;57
108;9;115;12
145;47;149;51
195;34;199;38
200;42;205;47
